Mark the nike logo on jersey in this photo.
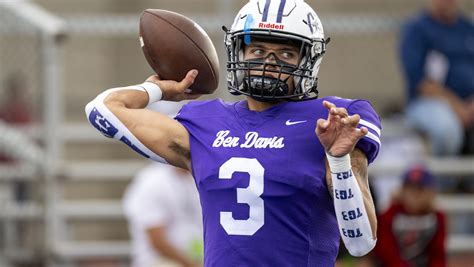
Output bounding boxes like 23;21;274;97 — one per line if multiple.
285;120;307;126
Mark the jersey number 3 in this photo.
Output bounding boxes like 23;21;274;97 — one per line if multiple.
219;157;264;236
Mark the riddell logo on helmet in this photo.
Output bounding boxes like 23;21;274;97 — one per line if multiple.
258;22;285;30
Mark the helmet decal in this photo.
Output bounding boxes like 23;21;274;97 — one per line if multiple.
276;0;287;23
307;12;316;34
261;0;271;22
244;14;254;45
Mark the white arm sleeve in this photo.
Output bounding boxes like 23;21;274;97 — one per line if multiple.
84;85;166;163
327;153;376;257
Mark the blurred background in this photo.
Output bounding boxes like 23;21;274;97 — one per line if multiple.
0;0;472;266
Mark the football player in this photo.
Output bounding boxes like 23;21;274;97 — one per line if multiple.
86;0;381;266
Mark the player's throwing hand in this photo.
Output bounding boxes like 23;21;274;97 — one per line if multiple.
146;70;202;102
316;100;368;157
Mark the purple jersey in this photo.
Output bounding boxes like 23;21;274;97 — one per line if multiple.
175;97;381;267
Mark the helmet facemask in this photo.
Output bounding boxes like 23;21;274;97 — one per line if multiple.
225;29;327;101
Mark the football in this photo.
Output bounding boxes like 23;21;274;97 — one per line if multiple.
139;9;220;94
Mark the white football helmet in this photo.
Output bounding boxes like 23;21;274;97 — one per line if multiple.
224;0;328;101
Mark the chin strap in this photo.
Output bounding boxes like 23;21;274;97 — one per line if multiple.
244;75;289;98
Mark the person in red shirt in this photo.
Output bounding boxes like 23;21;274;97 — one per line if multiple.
375;165;446;267
0;74;31;124
0;74;33;201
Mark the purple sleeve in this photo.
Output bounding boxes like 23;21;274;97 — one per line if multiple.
174;103;201;177
174;103;190;122
174;100;219;178
174;102;203;144
347;100;382;164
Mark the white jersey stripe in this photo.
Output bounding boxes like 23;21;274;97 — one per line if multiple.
363;131;381;146
359;119;381;137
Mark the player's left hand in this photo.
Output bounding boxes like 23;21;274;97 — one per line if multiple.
316;101;368;157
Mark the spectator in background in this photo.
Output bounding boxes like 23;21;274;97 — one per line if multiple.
0;74;32;202
123;163;203;267
374;165;446;267
399;0;474;156
0;74;31;125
